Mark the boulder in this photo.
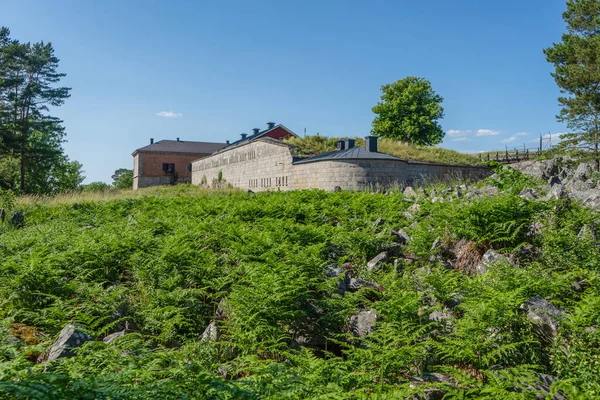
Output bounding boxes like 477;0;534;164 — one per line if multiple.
403;186;418;199
200;321;219;341
582;190;600;209
573;162;593;181
520;296;565;344
103;330;127;343
48;324;92;361
546;184;567;200
407;203;421;214
428;311;455;323
11;211;24;229
409;373;456;400
474;249;513;275
391;229;411;245
323;263;344;278
367;251;389;271
347;278;380;292
519;188;538;200
374;217;385;227
349;309;377;337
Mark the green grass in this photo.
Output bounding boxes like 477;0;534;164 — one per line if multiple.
285;135;485;165
0;180;598;399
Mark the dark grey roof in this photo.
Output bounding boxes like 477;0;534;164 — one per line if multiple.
293;146;404;165
133;140;227;155
217;124;297;153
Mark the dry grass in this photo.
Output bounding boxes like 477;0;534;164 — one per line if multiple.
17;184;242;206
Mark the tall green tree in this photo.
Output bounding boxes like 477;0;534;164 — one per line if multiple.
371;77;445;146
0;26;72;192
544;0;600;170
111;168;133;189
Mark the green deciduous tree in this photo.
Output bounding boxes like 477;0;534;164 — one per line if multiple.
0;26;76;192
371;77;445;146
544;0;600;170
111;168;133;189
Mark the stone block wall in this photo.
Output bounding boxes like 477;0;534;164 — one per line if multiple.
191;140;294;190
191;140;491;192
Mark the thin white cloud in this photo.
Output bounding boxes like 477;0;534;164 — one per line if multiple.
476;129;501;136
501;136;517;143
156;111;183;118
452;137;469;142
515;132;529;136
446;129;472;137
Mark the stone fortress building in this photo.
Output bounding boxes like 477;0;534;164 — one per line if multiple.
133;120;489;191
190;131;490;192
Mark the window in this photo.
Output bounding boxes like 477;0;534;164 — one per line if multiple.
162;163;175;173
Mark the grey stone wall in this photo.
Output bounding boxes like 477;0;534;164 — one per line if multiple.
191;140;490;192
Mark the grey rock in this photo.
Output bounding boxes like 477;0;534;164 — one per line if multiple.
200;321;219;341
428;311;455;323
527;221;544;237
103;331;127;343
374;217;385;227
347;278;379;292
512;159;558;180
578;225;596;240
526;373;567;400
403;186;417;199
367;251;389;271
407;203;421;214
547;176;561;187
323;263;343;278
582;190;600;208
349;309;377;337
573;162;592;181
481;185;499;196
474;249;513;274
546;184;567;200
430;196;444;203
521;296;565;344
11;211;24;229
391;229;411;245
431;237;442;251
48;324;92;361
519;188;538;200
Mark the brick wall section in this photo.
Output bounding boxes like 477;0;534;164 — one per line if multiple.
134;151;213;189
191;140;491;192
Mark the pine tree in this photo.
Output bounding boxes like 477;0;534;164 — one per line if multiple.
544;0;600;170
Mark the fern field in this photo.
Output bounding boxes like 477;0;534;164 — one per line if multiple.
0;180;599;399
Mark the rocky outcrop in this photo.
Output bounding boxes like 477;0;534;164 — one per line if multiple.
48;324;92;361
511;159;558;180
200;321;219;342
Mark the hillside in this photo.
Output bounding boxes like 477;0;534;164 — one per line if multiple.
285;135;484;166
0;169;599;399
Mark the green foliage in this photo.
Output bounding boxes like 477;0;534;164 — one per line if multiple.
82;182;112;192
111;169;133;190
0;26;81;194
485;162;544;193
371;76;445;146
544;0;600;170
0;186;598;397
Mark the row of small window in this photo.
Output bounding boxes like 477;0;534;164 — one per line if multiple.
162;163;193;173
249;176;288;188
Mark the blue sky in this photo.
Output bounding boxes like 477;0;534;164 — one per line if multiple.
4;0;568;183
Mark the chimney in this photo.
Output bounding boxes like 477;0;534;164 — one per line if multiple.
252;128;260;135
150;138;154;144
176;137;180;142
226;140;230;144
345;139;355;149
336;140;346;151
241;133;247;139
267;121;275;130
365;136;378;152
